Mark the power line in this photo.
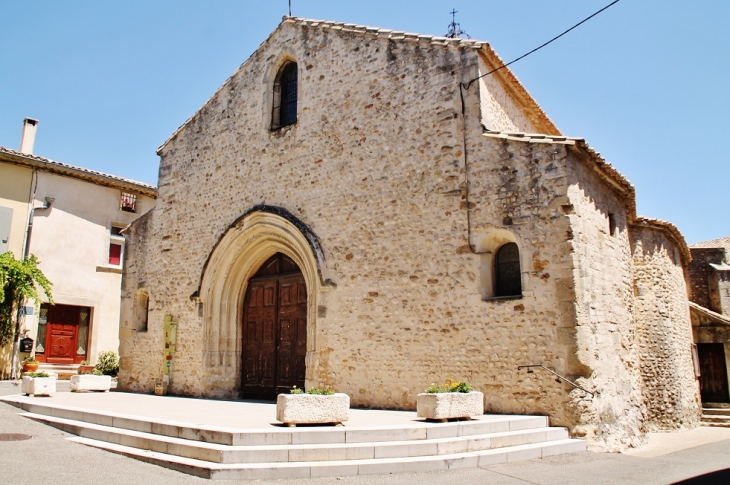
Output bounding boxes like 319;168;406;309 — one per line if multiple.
465;0;621;88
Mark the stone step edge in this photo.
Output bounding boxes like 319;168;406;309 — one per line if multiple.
67;435;586;480
21;412;568;464
3;396;547;445
702;410;730;416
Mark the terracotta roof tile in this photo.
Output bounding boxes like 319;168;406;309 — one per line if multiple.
481;130;691;266
0;146;157;196
689;236;730;250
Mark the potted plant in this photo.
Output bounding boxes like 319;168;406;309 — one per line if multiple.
95;350;120;389
78;360;95;374
71;368;112;392
94;350;119;376
276;386;350;427
22;371;57;397
417;379;484;421
22;356;39;373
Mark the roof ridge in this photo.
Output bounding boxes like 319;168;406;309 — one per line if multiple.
689;236;730;249
287;16;484;48
0;146;157;191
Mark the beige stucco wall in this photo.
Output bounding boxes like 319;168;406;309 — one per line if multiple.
0;163;33;377
631;226;701;430
21;171;155;365
0;163;32;256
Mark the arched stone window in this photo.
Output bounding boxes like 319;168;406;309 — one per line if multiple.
494;243;522;297
271;62;298;129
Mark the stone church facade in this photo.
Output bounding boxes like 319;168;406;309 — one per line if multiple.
118;17;701;451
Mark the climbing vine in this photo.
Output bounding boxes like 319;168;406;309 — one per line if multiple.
0;252;53;346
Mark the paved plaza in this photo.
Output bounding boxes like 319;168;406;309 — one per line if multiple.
0;381;729;484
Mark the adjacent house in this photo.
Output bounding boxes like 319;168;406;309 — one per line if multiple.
117;17;702;452
688;237;730;404
0;119;156;378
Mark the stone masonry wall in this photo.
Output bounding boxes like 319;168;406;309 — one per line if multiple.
688;248;724;311
717;271;730;317
119;210;164;391
631;226;701;431
477;57;538;133
119;19;582;428
565;156;645;451
116;19;680;451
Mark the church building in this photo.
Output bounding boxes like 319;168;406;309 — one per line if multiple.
118;17;701;451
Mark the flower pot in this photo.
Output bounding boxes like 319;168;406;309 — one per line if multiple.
21;375;57;397
78;364;95;375
70;374;112;392
276;393;350;426
22;362;39;373
416;391;484;421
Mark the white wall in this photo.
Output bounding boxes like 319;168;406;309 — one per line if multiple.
24;171;155;363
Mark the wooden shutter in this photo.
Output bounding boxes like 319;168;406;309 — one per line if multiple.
0;206;13;254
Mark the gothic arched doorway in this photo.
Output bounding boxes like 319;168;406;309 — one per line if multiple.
241;252;307;399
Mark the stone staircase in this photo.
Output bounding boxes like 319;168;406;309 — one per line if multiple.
5;398;585;480
37;363;79;380
701;407;730;428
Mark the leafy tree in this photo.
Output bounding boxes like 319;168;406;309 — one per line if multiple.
0;252;53;353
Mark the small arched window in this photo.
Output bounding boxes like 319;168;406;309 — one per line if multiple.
272;62;298;129
494;242;522;297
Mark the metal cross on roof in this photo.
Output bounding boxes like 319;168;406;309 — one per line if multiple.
446;8;471;39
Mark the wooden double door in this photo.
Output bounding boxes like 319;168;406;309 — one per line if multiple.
241;253;307;399
698;343;730;403
37;304;90;364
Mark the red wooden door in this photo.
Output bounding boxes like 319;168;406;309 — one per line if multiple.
698;343;730;403
241;254;307;399
45;305;80;364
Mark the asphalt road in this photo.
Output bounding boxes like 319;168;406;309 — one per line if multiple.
1;382;729;485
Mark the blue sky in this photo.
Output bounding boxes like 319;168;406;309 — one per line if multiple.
1;1;727;244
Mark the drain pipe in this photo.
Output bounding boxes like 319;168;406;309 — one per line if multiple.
23;196;54;260
11;195;54;379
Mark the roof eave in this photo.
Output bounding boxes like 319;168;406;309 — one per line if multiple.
0;149;157;198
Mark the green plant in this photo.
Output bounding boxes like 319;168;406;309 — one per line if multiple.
0;252;53;349
307;387;334;395
94;350;119;376
80;360;89;366
27;371;49;378
425;379;474;394
91;369;103;376
289;386;304;394
23;356;38;364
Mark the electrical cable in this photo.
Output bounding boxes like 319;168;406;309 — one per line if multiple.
464;0;621;88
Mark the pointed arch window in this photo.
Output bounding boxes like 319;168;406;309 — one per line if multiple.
272;62;298;129
495;242;522;297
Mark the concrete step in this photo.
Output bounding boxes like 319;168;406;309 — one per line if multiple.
702;408;730;416
701;415;730;427
66;435;586;480
21;412;569;464
9;398;548;446
6;395;586;479
38;364;79;380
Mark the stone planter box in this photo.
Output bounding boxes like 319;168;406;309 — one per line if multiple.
276;393;350;426
21;376;57;397
417;391;484;421
70;374;112;392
